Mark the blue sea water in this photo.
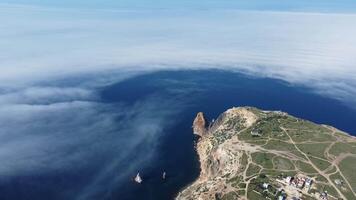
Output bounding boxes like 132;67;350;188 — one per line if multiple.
101;70;356;200
0;70;355;200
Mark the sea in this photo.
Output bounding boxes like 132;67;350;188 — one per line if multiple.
101;70;356;200
1;69;355;200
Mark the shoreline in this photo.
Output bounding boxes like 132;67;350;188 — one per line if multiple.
176;107;356;199
174;143;202;199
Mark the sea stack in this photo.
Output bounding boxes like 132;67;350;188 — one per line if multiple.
192;112;208;137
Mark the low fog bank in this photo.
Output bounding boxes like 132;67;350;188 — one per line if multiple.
0;75;184;199
1;6;356;107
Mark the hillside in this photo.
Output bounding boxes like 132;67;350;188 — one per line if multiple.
176;107;356;200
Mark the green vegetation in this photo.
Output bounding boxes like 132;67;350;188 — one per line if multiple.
244;139;268;146
234;109;354;199
238;109;355;199
238;126;264;141
329;172;344;183
228;175;243;188
251;152;274;169
295;160;317;174
288;129;336;143
316;184;339;198
254;118;285;137
283;119;327;132
302;195;316;200
246;107;267;118
238;114;289;141
247;174;278;199
263;139;307;160
314;174;328;183
224;116;246;132
246;163;261;177
339;156;356;193
212;130;233;145
273;156;295;170
329;142;356;157
297;143;331;160
325;165;337;174
239;152;248;171
237;190;245;196
247;190;263;200
329;172;356;200
181;107;356;200
221;192;238;200
309;156;331;171
260;169;296;178
238;183;246;188
281;118;336;143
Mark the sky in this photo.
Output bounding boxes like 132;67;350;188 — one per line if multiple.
1;0;356;199
2;0;356;11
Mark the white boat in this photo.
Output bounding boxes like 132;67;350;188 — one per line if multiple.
134;173;142;183
162;171;166;180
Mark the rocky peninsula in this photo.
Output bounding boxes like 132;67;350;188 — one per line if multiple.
177;107;356;200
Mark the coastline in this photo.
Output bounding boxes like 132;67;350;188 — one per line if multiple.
175;112;210;199
176;107;356;200
176;107;254;199
174;140;201;199
175;132;206;199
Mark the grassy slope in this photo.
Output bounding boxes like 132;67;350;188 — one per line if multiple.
233;108;356;199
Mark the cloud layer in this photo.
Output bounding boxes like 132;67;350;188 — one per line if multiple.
1;5;356;106
0;81;184;199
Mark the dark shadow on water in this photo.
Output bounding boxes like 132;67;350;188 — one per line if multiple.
102;69;356;200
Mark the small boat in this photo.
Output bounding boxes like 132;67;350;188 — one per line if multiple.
162;171;166;180
134;173;142;183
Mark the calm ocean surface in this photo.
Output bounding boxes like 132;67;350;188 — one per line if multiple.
101;70;356;200
1;70;355;200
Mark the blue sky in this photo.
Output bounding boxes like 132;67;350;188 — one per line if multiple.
2;0;356;12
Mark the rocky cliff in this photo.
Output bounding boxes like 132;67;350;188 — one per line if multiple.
177;107;356;200
193;112;208;137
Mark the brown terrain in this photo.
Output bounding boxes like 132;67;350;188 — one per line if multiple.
176;107;356;200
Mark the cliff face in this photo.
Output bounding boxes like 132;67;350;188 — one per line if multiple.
193;112;208;137
177;107;356;200
178;107;258;200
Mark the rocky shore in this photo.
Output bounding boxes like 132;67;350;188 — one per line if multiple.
176;107;356;200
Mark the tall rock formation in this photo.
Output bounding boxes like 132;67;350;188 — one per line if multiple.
193;112;208;137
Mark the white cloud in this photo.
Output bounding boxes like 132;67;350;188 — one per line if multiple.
0;83;184;199
0;86;94;105
0;6;356;107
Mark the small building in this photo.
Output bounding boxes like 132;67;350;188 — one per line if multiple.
297;177;305;188
291;178;298;187
320;191;328;200
251;129;262;137
334;179;343;186
278;195;286;200
262;183;269;189
305;178;312;187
